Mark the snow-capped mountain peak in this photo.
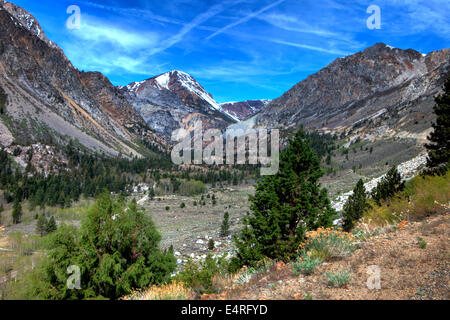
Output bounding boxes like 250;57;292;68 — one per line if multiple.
147;70;239;122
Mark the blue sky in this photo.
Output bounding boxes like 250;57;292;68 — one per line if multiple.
11;0;450;103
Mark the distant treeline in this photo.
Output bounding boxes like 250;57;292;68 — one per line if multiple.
0;139;255;213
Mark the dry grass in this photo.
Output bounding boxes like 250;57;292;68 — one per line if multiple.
124;281;195;300
362;171;450;227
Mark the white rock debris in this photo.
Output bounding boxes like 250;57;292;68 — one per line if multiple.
331;153;428;212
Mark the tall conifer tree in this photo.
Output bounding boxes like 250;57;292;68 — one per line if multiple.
342;179;369;231
425;78;450;174
233;129;335;266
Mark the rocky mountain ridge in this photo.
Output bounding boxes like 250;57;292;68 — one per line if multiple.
120;70;237;141
254;43;450;140
0;0;166;157
1;0;448;166
219;99;271;121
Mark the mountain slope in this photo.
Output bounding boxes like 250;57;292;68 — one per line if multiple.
255;43;450;138
121;70;237;140
0;1;166;156
219;99;271;121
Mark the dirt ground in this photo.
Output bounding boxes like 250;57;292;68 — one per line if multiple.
204;213;449;300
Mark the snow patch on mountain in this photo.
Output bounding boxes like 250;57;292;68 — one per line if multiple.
154;72;170;90
152;70;240;122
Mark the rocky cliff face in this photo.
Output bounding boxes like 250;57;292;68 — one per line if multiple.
0;1;165;156
219;99;270;121
255;43;450;138
121;70;237;141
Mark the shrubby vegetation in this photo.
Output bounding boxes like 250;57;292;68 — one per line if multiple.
363;170;450;225
17;194;176;300
300;227;356;261
175;254;229;295
177;180;206;196
36;214;57;236
325;270;351;288
292;254;322;275
305;131;337;160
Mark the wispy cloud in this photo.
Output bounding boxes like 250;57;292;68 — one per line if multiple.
378;0;450;37
148;1;240;55
267;39;351;56
47;0;448;101
206;0;285;40
259;13;340;37
70;15;159;50
81;1;182;26
62;15;163;76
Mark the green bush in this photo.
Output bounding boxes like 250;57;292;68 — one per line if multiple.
325;270;351;287
417;237;427;249
178;180;206;196
292;254;322;275
305;229;356;261
175;254;228;295
26;193;176;299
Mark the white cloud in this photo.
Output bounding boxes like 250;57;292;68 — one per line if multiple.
268;39;351;56
259;13;341;37
148;1;241;55
70;15;159;50
206;0;286;40
81;1;182;26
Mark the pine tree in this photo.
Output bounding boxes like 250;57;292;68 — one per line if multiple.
148;187;155;199
36;214;47;236
371;166;405;205
208;239;215;251
220;212;230;237
233;129;336;266
342;179;369;231
425;77;450;175
45;216;57;234
12;199;22;224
